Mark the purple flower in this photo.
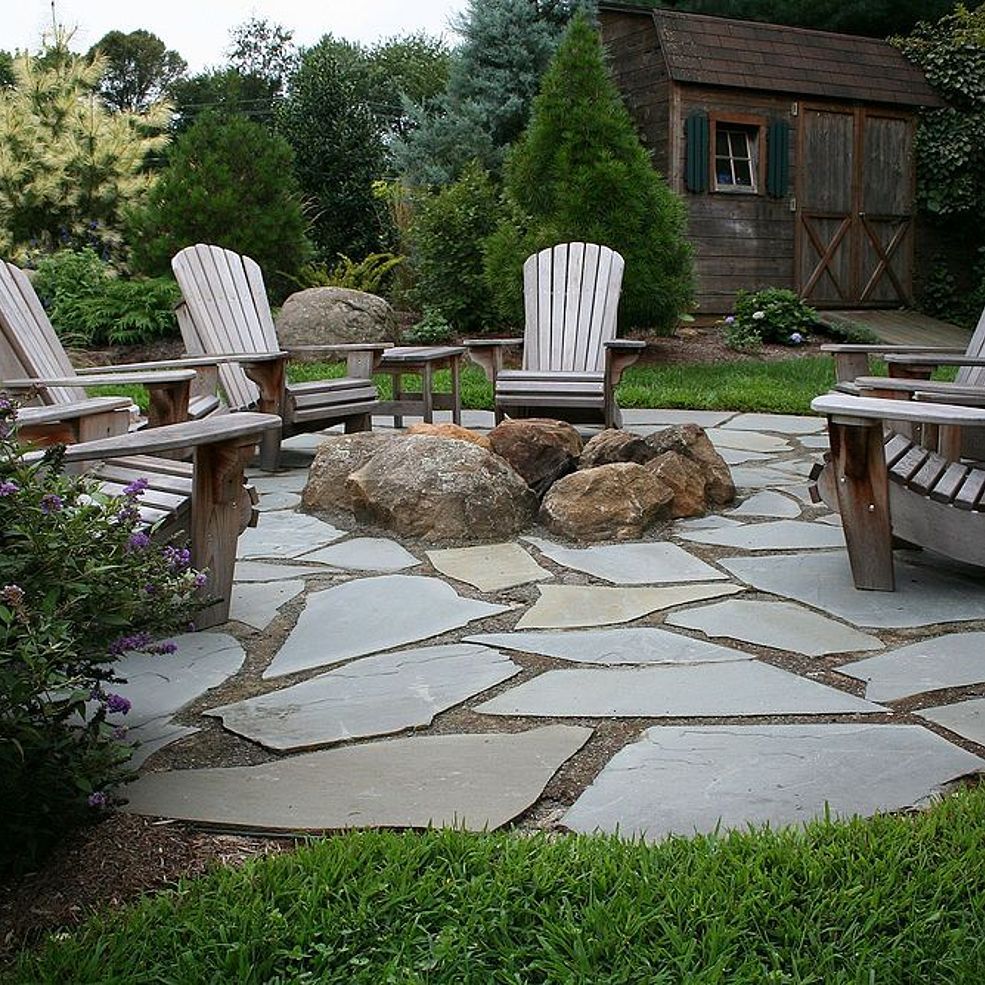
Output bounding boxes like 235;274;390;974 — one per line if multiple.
1;584;25;608
193;572;208;588
105;692;131;715
0;480;18;497
40;493;63;515
127;531;151;551
163;545;192;572
724;315;735;324
112;726;129;741
109;631;152;656
122;478;149;498
789;332;804;345
146;640;178;655
87;791;108;808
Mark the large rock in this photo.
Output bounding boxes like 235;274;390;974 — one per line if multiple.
646;451;707;518
346;435;537;542
276;288;396;347
579;429;654;470
645;424;736;506
539;463;673;542
488;418;583;497
303;432;397;514
406;422;491;450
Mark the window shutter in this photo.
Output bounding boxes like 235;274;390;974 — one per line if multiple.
685;112;709;193
767;120;790;197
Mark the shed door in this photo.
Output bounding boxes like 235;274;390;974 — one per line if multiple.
796;105;914;307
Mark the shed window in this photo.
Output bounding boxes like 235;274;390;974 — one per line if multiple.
714;123;759;192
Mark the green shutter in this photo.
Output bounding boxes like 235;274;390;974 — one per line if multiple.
685;112;709;194
767;120;790;198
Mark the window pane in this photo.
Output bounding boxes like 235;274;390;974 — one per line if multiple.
728;130;750;161
715;131;730;156
734;159;753;186
715;157;734;184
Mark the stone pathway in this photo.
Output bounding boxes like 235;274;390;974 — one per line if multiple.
113;409;985;841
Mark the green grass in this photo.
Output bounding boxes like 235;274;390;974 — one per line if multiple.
10;786;985;983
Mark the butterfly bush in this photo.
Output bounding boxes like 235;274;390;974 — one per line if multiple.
0;396;206;873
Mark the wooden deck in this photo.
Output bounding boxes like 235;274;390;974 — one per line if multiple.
821;310;972;348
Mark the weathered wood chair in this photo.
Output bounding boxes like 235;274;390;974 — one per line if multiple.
809;393;985;591
464;243;645;428
0;260;222;427
172;244;390;469
16;404;281;628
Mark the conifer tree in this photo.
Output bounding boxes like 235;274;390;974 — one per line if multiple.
484;12;694;332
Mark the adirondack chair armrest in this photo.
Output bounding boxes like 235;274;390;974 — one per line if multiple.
2;369;197;387
75;356;227;373
884;354;985;368
604;340;646;386
914;389;985;408
286;343;394;377
854;377;985;398
462;339;524;384
15;397;133;446
820;344;966;384
811;393;985;427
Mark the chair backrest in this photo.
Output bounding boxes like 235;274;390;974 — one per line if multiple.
955;303;985;388
521;243;624;373
172;244;279;411
0;261;86;405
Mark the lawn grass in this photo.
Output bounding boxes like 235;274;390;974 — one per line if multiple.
10;786;985;983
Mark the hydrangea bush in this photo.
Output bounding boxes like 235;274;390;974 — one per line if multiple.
723;288;818;351
0;397;205;872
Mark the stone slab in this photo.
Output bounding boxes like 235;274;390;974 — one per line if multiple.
124;725;591;833
256;490;301;512
237;511;345;559
798;435;830;450
766;459;820;478
263;575;511;679
917;698;985;747
515;582;743;630
679;519;844;551
722;413;825;435
722;551;985;629
229;580;304;630
248;472;308;495
706;429;792;453
729;466;801;490
717;448;772;465
562;724;984;839
674;515;743;531
426;543;551;592
666;599;882;656
727;490;802;519
464;628;755;665
838;633;985;701
620;409;734;428
127;722;200;769
475;662;883;717
523;537;726;586
234;561;326;583
209;644;520;750
301;538;419;572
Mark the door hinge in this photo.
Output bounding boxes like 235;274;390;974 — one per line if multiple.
789;196;797;212
791;101;799;117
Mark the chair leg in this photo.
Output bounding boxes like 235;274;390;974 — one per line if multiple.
258;428;282;471
344;413;372;433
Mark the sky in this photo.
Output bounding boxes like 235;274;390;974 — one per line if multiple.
4;1;467;71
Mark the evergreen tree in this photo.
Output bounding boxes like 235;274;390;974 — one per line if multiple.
395;0;580;185
126;113;308;299
485;12;694;332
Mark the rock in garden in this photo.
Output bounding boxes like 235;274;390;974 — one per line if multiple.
303;432;397;514
646;451;707;518
645;424;736;506
406;422;492;450
346;435;537;542
539;463;673;541
579;429;655;469
488;418;583;497
276;287;396;347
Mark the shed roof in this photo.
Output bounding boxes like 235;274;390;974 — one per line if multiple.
603;6;944;108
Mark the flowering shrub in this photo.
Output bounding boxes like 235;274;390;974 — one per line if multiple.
723;288;818;351
0;397;205;873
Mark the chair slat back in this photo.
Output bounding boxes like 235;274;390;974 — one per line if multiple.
956;303;985;388
0;261;86;404
521;243;624;373
172;245;279;411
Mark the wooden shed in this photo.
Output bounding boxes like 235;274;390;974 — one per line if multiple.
599;5;944;313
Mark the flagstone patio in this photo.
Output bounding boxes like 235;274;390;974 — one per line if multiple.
113;409;985;841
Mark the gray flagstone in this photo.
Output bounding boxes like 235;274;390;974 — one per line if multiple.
727;490;802;519
917;699;985;747
234;561;326;583
678;519;844;552
301;537;420;572
237;511;345;559
229;581;305;630
721;413;825;435
426;543;551;592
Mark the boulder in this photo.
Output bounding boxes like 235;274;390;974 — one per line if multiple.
302;432;397;514
345;435;536;542
644;424;736;506
538;463;673;542
645;451;707;518
488;418;583;497
406;422;491;450
579;429;654;469
276;288;396;348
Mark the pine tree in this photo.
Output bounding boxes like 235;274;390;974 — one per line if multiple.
484;11;694;332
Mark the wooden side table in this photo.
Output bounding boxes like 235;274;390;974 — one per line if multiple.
377;346;466;427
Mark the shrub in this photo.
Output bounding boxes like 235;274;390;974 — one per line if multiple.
126;113;309;301
408;161;504;333
484;12;694;333
403;308;454;345
292;253;405;296
32;249;181;347
724;288;818;350
0;398;205;872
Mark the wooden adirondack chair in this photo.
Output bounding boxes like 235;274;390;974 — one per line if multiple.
0;260;222;427
809;393;985;591
464;244;644;428
16;404;281;628
172;244;390;470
